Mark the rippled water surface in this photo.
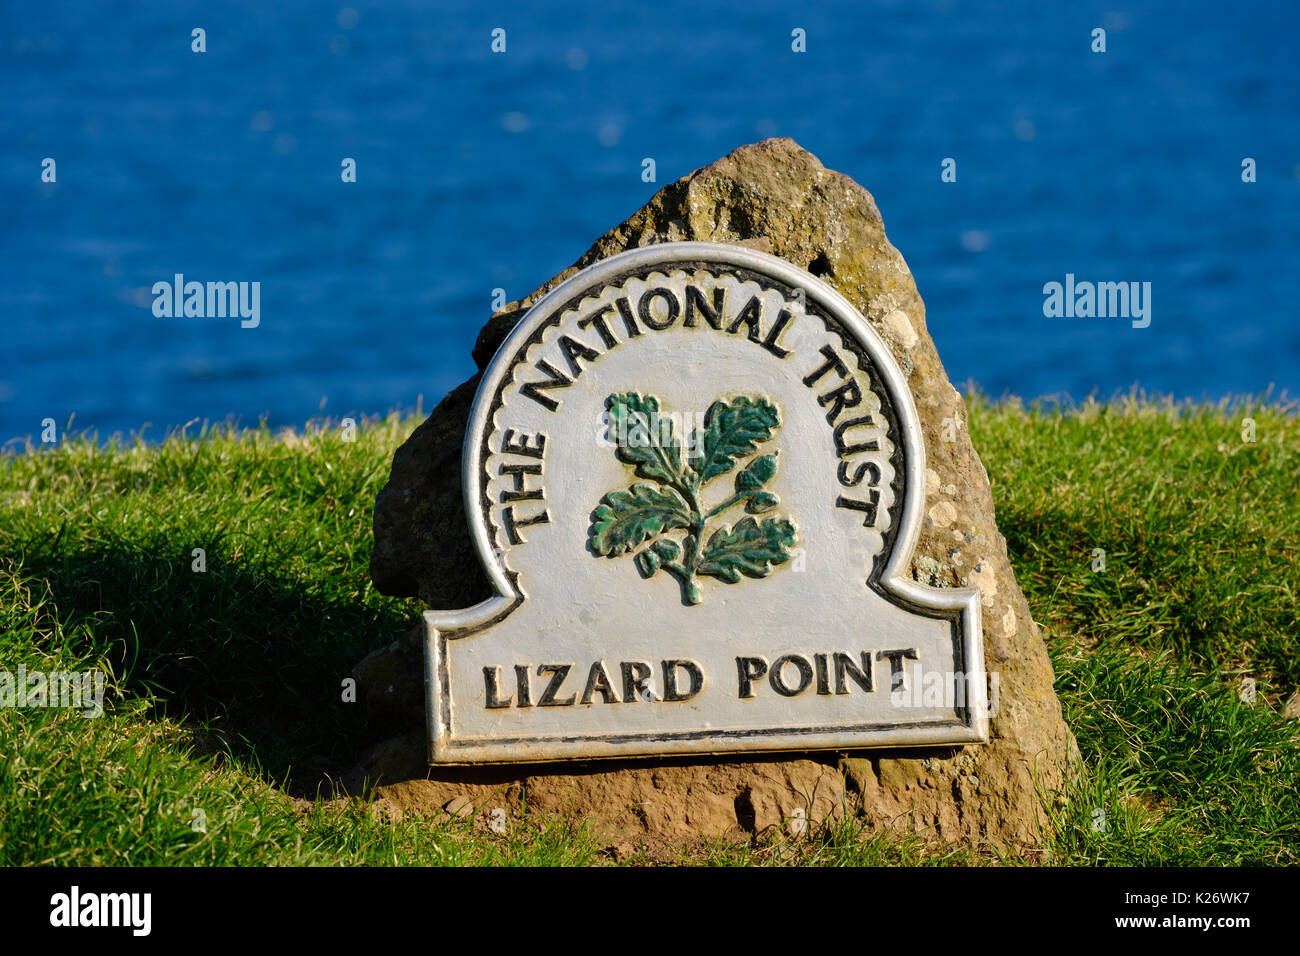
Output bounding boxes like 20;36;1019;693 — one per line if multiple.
3;0;1297;441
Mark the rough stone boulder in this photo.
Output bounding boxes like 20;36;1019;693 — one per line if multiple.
357;137;1079;851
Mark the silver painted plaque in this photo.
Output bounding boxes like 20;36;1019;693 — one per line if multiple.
426;242;988;763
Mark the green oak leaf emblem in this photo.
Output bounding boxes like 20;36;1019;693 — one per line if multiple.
587;391;798;605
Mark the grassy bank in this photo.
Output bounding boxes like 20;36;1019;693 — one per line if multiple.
1;396;1296;865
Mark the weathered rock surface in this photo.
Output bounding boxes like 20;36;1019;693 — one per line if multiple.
358;138;1079;851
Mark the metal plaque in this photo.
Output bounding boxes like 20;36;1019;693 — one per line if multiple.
425;242;988;763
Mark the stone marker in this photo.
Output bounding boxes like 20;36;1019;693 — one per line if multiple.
357;138;1078;849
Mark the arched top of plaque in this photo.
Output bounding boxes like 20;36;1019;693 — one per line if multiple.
425;242;987;763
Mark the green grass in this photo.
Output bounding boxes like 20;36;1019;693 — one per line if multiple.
0;397;1296;866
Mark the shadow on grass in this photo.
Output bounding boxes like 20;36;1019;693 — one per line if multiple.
14;534;414;796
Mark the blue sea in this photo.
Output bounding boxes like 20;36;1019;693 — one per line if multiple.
3;0;1298;443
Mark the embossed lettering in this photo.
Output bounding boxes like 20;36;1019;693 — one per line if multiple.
537;664;576;706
